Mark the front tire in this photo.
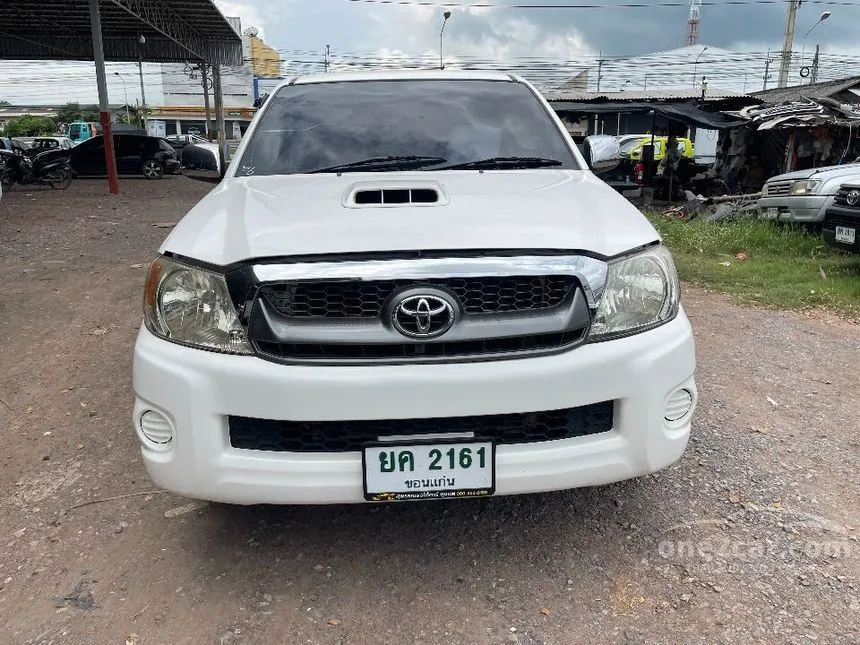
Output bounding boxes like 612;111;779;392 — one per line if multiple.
142;159;164;180
0;171;14;193
44;168;72;190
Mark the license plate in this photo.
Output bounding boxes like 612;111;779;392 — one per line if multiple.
762;207;779;220
835;226;856;244
363;440;495;502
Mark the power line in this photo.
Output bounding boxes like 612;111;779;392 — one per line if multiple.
344;0;860;7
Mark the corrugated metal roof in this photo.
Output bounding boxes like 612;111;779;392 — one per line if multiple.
0;0;242;65
751;76;860;104
543;89;747;102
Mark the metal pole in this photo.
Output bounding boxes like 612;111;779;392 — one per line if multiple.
596;54;604;92
811;44;820;83
212;63;227;159
88;0;119;194
439;13;450;70
200;62;212;139
778;0;800;88
115;73;129;123
763;57;771;91
138;37;148;132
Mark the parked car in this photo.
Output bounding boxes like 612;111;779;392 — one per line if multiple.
757;159;860;223
625;136;695;162
12;137;36;149
69;134;179;179
164;133;209;150
822;183;860;253
616;134;652;155
134;70;697;505
29;136;76;152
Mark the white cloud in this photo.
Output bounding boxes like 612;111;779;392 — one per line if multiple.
215;1;267;38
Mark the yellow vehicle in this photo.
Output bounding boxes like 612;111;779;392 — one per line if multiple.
623;136;695;161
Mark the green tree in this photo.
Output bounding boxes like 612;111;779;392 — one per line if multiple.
55;102;82;124
55;102;100;124
0;100;10;107
3;115;57;137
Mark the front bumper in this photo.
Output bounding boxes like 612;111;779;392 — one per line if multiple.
757;195;829;223
132;311;697;504
823;205;860;253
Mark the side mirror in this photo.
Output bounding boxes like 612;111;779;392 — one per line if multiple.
583;135;622;174
181;143;225;183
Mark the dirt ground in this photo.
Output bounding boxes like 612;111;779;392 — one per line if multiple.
0;178;858;645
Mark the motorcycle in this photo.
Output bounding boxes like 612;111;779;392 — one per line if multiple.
0;148;73;192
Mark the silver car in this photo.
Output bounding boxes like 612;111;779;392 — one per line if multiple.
758;159;860;223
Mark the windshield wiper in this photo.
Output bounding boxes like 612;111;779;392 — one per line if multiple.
307;155;448;174
430;156;564;171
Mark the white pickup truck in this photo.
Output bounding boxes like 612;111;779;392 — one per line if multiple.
758;159;860;223
133;70;697;505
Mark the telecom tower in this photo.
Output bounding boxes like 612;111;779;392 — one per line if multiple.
684;0;702;46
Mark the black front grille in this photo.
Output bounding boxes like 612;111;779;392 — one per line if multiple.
832;186;860;209
255;329;585;362
228;402;614;453
825;211;860;230
259;276;576;318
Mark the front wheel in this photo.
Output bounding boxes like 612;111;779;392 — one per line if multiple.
0;171;14;193
44;168;72;190
142;159;164;180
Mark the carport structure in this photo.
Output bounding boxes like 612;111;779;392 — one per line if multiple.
0;1;242;193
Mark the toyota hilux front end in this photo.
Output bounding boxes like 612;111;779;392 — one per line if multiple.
132;71;697;504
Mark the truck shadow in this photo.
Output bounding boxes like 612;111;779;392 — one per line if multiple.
175;475;679;606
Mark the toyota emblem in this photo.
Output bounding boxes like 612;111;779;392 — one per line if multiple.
847;189;860;207
392;293;455;339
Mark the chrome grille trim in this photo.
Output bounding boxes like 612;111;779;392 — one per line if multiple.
764;181;791;197
252;255;608;308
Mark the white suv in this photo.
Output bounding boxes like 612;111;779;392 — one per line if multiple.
133;71;697;505
758;159;860;223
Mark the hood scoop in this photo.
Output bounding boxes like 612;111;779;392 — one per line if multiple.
344;181;447;208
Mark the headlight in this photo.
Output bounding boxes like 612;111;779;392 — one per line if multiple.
143;256;252;354
589;245;680;341
790;179;822;195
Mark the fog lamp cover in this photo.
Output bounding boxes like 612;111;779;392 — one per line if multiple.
665;389;694;422
139;410;174;446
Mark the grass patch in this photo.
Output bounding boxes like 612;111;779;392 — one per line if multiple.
646;212;860;320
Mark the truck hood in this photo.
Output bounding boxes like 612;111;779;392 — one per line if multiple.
162;170;659;266
767;162;860;183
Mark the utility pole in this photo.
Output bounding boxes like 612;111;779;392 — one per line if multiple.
762;52;772;91
212;63;226;158
811;44;820;83
596;53;605;92
200;62;212;139
777;0;800;88
138;34;148;132
324;44;330;72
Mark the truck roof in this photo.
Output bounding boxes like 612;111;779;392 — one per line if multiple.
285;69;519;87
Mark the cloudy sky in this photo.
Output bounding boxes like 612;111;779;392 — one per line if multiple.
1;0;859;105
228;0;859;65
